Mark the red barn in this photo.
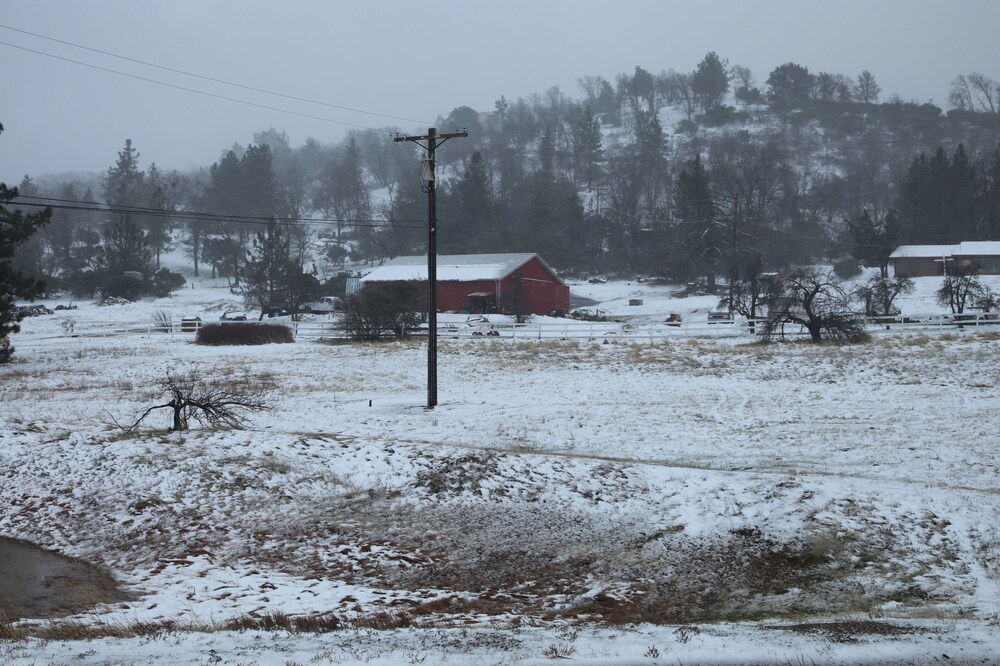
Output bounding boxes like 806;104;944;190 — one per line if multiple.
359;253;570;315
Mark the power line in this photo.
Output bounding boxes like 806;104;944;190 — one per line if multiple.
0;23;432;127
11;195;425;230
0;40;388;133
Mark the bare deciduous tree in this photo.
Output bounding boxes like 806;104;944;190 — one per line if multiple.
937;268;987;314
949;73;999;114
761;267;867;343
854;70;881;104
853;275;914;317
722;254;776;333
114;371;271;433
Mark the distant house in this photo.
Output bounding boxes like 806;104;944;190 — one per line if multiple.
890;242;1000;278
359;253;570;315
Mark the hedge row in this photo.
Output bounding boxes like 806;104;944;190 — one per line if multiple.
195;323;294;345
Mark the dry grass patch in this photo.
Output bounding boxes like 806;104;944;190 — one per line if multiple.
764;619;923;643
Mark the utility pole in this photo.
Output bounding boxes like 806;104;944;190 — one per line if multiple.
393;127;468;409
728;197;740;315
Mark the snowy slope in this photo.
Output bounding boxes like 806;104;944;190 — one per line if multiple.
2;278;1000;664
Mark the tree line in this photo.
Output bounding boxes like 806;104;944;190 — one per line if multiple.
5;56;1000;318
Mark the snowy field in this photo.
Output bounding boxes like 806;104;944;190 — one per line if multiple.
2;277;1000;664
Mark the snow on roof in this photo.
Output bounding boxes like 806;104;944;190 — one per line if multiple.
889;244;958;259
360;253;551;283
890;242;1000;259
955;241;1000;256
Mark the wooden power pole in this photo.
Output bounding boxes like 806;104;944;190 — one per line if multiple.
393;127;468;409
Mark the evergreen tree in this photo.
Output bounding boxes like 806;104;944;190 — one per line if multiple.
41;182;90;275
690;52;730;112
619;65;657;115
201;145;280;283
240;144;279;219
103;139;146;212
673;155;720;290
241;221;295;318
766;62;814;108
848;208;902;277
538;126;556;180
442;151;494;254
633;109;668;222
313;137;370;238
572;106;603;191
97;215;152;276
1;157;51;362
899;145;978;243
143;163;173;270
982;145;1000;239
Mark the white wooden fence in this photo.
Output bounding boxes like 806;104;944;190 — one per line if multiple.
53;311;1000;343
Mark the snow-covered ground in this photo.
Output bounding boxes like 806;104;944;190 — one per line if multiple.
2;275;1000;664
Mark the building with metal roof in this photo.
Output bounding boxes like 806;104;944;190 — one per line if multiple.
890;242;1000;277
360;253;570;315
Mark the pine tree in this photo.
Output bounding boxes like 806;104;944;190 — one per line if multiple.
673;154;720;290
573;106;603;192
443;151;493;254
1;126;52;362
848;209;902;277
103;139;145;209
899;145;979;244
690;52;730;112
241;221;295;318
143;163;173;270
97;215;152;276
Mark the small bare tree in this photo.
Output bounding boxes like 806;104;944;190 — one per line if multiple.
761;267;867;343
116;371;271;433
937;268;986;315
853;275;914;317
721;254;776;333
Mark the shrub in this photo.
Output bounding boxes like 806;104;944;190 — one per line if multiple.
339;283;423;341
196;322;293;345
101;274;146;301
149;268;186;297
674;119;699;135
66;268;186;299
697;104;749;127
833;258;861;280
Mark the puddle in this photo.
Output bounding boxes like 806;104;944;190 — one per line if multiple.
0;537;131;620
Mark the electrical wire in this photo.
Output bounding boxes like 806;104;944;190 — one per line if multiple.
0;40;388;133
0;23;432;127
11;195;425;230
14;192;900;256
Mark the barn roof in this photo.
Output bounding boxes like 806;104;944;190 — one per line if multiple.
360;253;564;284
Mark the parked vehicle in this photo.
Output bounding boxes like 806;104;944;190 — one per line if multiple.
220;311;248;321
299;296;342;314
263;306;291;318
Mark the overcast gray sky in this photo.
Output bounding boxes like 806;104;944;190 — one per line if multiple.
2;0;999;183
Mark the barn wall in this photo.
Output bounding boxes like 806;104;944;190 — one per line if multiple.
437;280;497;312
362;256;570;315
498;257;570;315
